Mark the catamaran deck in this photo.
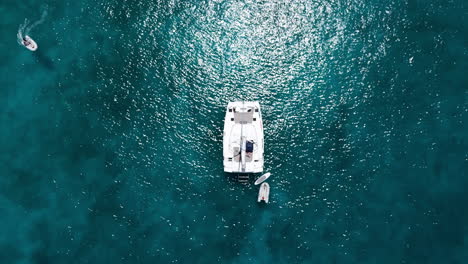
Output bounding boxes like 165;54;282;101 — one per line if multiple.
223;102;264;173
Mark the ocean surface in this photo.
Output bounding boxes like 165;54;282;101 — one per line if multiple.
1;0;467;263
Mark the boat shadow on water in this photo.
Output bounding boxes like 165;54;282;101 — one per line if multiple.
33;50;54;70
224;173;261;185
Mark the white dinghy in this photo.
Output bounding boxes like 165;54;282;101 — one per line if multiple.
22;35;38;51
257;182;270;203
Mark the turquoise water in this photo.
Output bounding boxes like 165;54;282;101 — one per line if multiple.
1;0;467;263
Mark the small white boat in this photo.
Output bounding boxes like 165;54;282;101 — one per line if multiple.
254;172;271;185
22;35;37;51
257;182;270;203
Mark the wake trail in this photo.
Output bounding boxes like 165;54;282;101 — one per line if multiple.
25;7;48;35
17;5;48;45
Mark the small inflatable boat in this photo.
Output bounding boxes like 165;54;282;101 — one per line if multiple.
257;182;270;203
22;35;37;51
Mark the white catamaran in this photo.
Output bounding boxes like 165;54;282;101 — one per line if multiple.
223;102;264;174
